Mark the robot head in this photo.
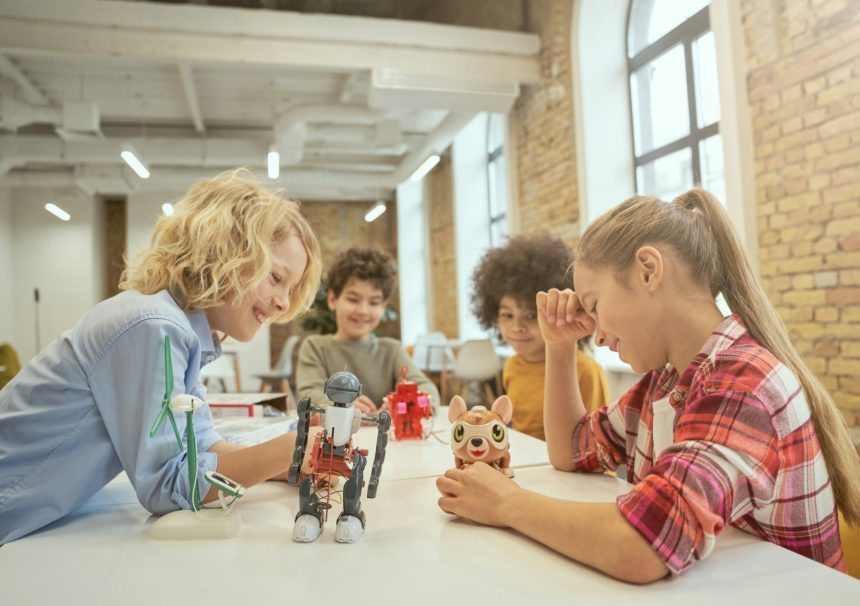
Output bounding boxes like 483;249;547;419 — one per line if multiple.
324;370;362;406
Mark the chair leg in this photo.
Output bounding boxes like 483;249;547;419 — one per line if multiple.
482;382;495;405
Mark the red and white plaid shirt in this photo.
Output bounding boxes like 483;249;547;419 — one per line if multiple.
572;315;845;575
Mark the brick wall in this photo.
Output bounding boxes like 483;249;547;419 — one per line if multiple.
742;0;860;430
269;199;399;365
426;155;459;339
510;0;580;248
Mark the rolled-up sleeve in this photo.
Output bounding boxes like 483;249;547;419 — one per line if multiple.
87;318;218;514
616;389;778;575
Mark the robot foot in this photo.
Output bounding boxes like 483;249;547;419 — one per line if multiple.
334;515;364;544
293;514;323;543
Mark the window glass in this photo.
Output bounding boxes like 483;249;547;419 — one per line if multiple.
693;31;720;128
699;134;725;203
628;0;710;56
635;147;693;201
630;44;689;155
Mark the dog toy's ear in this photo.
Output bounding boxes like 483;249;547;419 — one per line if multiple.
491;395;513;424
448;395;467;423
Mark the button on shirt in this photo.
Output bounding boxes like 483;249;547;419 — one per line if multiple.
0;289;224;544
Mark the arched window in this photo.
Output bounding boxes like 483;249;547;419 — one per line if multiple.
627;0;724;202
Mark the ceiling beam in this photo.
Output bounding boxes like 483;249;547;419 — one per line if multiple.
0;1;540;84
0;0;540;57
0;54;49;105
3;166;394;201
177;63;205;134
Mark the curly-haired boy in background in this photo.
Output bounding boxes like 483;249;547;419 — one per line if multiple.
471;234;609;440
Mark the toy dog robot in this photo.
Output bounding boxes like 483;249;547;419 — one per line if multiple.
287;370;390;543
387;367;432;440
448;394;513;478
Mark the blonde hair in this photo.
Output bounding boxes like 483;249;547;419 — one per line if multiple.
577;188;860;525
120;168;322;324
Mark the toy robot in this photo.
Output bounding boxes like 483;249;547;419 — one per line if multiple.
448;394;513;478
287;370;391;543
387;367;433;440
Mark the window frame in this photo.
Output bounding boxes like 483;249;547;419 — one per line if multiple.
626;3;716;191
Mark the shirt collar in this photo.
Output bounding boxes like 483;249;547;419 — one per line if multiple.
186;309;222;362
669;314;746;405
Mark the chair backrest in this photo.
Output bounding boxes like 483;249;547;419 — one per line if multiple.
453;339;500;381
412;332;455;372
274;334;302;376
0;342;22;390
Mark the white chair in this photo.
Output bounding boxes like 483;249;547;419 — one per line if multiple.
412;332;456;402
254;334;301;395
451;339;501;407
412;332;456;372
200;355;237;393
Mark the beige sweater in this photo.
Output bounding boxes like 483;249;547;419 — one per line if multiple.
296;334;440;409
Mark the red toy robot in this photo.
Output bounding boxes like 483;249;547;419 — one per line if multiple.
386;367;433;440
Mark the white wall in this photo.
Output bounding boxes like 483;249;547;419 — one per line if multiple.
11;188;102;361
396;179;429;346
0;187;13;344
451;114;492;341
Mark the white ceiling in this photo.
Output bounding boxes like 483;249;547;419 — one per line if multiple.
0;0;540;201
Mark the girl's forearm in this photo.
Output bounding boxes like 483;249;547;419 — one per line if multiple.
543;344;586;470
501;489;668;583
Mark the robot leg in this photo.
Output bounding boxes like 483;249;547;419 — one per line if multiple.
335;452;366;543
293;475;324;542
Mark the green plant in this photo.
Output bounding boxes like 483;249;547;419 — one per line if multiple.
300;283;399;336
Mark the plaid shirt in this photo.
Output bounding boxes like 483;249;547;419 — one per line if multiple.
572;315;845;575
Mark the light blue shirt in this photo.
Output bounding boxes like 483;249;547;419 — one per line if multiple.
0;289;224;543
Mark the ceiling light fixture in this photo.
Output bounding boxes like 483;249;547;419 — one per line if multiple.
364;202;387;223
162;203;174;216
267;144;280;179
409;154;440;182
120;143;150;179
44;203;70;221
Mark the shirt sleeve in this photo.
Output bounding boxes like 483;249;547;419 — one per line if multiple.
395;344;441;409
87;318;218;514
576;353;611;413
295;337;332;406
616;388;779;575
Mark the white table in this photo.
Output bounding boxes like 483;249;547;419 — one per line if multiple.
2;466;858;605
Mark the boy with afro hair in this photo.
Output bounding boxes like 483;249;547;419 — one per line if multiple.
296;247;439;414
471;234;609;440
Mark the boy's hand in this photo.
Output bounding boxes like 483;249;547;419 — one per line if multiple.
536;289;595;348
353;395;376;415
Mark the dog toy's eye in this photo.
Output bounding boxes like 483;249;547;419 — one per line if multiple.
491;423;505;443
453;423;465;443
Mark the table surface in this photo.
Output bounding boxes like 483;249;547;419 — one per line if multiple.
3;421;859;605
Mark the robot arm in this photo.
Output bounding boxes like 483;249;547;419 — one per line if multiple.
366;411;391;498
287;397;324;485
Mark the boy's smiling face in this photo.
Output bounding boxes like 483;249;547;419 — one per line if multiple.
328;277;387;341
498;295;546;363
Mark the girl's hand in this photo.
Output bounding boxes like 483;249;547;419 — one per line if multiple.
536;289;595;348
436;462;521;528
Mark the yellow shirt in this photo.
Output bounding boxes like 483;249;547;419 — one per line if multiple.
502;350;610;441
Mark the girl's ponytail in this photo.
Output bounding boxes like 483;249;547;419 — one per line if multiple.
678;189;860;525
